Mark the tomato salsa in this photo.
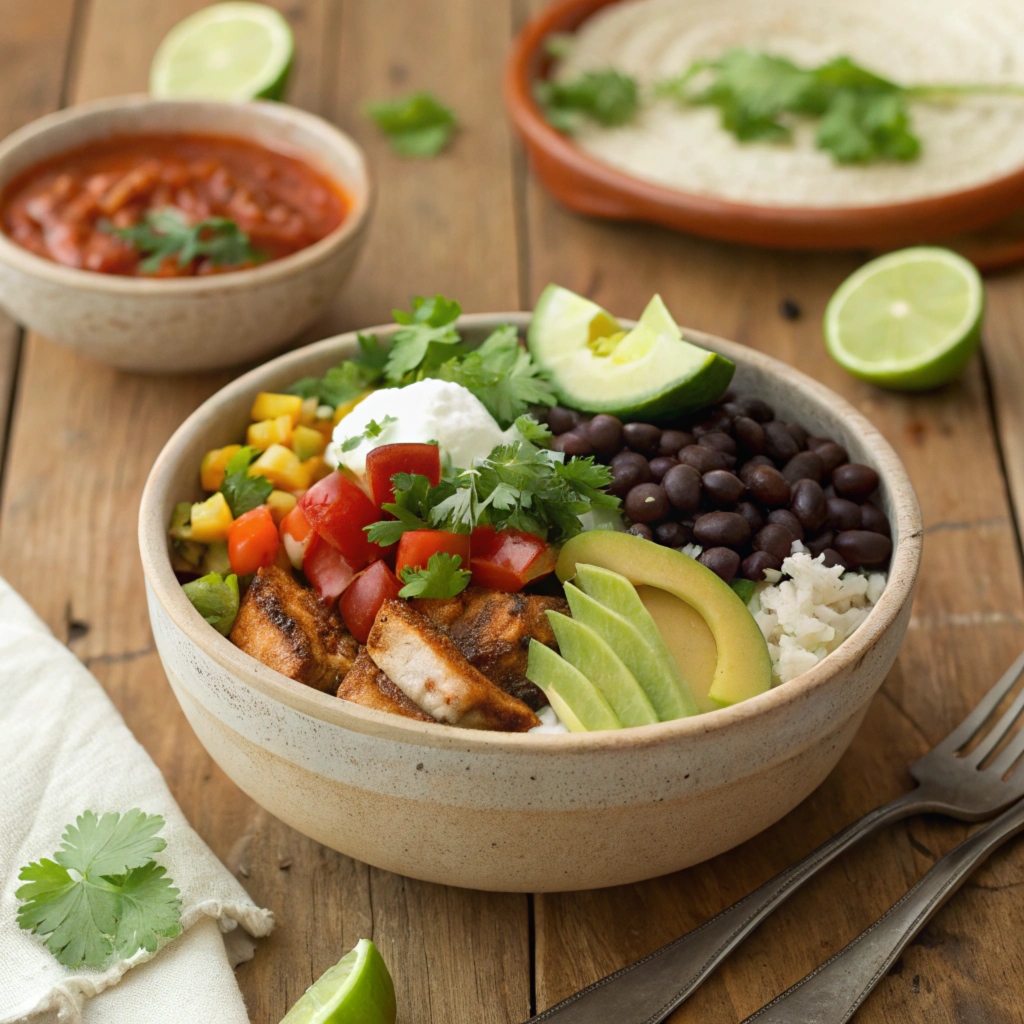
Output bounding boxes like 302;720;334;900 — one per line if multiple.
0;133;349;276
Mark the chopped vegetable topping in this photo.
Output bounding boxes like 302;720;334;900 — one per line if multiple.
365;91;459;157
182;571;240;635
535;70;640;133
219;446;273;517
339;415;398;452
286;333;387;406
398;552;472;599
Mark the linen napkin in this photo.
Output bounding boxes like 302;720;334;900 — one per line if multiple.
0;576;274;1024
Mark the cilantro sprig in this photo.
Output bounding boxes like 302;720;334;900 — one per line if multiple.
287;333;387;407
339;415;398;453
535;70;640;133
105;210;265;273
398;552;472;599
219;446;272;517
366;92;459;157
17;810;181;969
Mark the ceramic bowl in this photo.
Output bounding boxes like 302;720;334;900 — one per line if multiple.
139;315;922;892
0;95;371;373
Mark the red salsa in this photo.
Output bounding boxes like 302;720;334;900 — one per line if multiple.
0;133;349;276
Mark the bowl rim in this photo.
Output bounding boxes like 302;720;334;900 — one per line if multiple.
139;311;923;754
503;0;1024;249
0;93;372;293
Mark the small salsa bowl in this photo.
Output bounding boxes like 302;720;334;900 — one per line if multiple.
139;314;922;892
0;95;371;373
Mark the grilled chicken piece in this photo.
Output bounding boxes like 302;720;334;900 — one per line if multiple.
230;565;358;692
412;588;568;709
366;599;540;732
337;649;433;722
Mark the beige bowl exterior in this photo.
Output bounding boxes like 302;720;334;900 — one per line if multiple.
0;95;371;373
139;315;922;892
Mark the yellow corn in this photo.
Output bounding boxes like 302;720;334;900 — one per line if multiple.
249;444;310;492
333;390;373;424
247;414;293;451
266;489;298;524
189;492;233;543
302;455;332;485
199;444;242;492
292;424;327;461
250;392;303;425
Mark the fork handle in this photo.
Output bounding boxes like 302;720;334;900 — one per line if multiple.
742;796;1024;1024
527;789;924;1024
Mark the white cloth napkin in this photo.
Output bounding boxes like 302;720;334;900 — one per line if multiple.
0;577;274;1024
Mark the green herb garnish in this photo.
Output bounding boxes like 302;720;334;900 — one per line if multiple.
366;92;459;157
339;415;398;453
398;552;472;599
16;810;181;969
534;70;640;133
182;572;240;636
219;446;272;517
287;333;387;407
105;209;265;273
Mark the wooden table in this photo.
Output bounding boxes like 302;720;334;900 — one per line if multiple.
3;1;1024;1020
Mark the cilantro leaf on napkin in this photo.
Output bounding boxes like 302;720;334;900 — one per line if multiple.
398;552;472;599
16;810;181;969
366;91;458;157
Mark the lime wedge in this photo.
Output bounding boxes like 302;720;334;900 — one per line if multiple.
150;2;294;102
824;247;984;391
279;939;397;1024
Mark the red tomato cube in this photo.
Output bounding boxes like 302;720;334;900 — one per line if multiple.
227;506;279;576
340;560;403;643
298;471;380;568
365;443;442;509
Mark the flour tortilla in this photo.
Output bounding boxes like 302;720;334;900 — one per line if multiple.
555;0;1024;208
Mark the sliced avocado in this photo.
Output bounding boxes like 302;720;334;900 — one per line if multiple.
526;640;621;732
528;285;735;421
545;612;658;727
557;532;771;707
564;580;698;720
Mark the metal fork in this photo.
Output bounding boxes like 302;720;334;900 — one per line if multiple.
526;650;1024;1024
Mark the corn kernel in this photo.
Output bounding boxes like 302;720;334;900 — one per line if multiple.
302;455;332;485
199;444;242;491
247;414;293;451
333;390;373;424
249;444;310;491
190;492;233;543
292;424;327;461
251;392;303;425
266;489;298;524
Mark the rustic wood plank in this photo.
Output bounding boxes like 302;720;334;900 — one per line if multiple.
0;0;531;1021
522;175;1024;1021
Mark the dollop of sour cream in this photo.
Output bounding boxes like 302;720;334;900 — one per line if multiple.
326;379;510;479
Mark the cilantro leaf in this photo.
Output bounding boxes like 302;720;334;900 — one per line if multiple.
219;446;273;517
182;572;240;636
535;70;640;133
816;89;919;163
513;414;553;446
385;296;464;384
366;92;459;158
364;472;453;546
287;334;386;407
339;415;398;453
16;810;181;969
398;552;471;599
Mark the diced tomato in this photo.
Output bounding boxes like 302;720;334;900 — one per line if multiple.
394;530;471;576
302;531;356;604
279;504;314;569
365;443;442;508
227;506;279;576
340;560;403;643
298;471;380;568
469;526;554;592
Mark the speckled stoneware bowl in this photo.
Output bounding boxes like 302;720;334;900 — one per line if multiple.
139;315;922;892
0;95;371;373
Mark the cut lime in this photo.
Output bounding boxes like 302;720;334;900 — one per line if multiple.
150;3;294;102
279;939;397;1024
824;247;984;391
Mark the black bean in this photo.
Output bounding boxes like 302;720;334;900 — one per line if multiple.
860;501;891;537
786;422;809;449
699;431;737;456
733;416;766;454
752;523;796;562
678;445;730;474
663;464;703;512
821;548;848;570
622;422;662;455
790;479;827;532
814;442;848;475
608;451;651;496
658;429;693;456
764;421;801;463
693;511;751;547
648;456;677;482
782;451;824;484
627;522;653;541
545;406;576;434
586;414;623;456
693;408;733;434
832;463;880;502
739;397;774;422
767;508;804;541
833;530;892;568
721;401;744;418
699;546;741;583
739;455;775;480
624;483;670;524
702;469;746;504
736;501;764;535
654;521;691;547
742;550;782;581
552;432;593;457
825;497;862;532
806;530;835;557
744;464;791;506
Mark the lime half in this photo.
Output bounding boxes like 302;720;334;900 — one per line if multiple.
150;2;294;102
824;247;984;391
279;939;397;1024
